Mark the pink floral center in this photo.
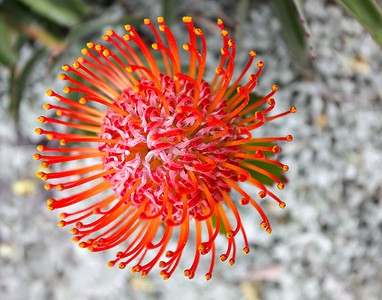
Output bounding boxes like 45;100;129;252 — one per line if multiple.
99;74;245;221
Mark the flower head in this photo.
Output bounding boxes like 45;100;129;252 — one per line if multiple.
35;17;295;280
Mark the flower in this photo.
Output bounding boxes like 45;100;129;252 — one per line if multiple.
34;16;295;280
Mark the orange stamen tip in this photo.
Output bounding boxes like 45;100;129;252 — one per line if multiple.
144;18;151;25
290;107;297;113
45;89;53;96
73;62;80;69
272;85;278;92
151;43;159;50
118;262;126;269
81;48;89;55
258;191;266;198
46;134;53;140
60;139;68;146
36;171;44;178
205;273;212;281
37;116;45;123
249;51;256;57
126;66;133;73
78;57;85;63
107;30;114;35
277;182;285;190
34;128;42;135
79;97;87;104
123;34;130;41
183;43;190;51
257;61;264;68
102;49;110;56
43;104;50;110
217;19;223;25
56;110;62;116
102;34;109;41
195;28;202;36
72;237;79;243
183;16;193;23
159;25;165;32
157;17;165;24
266;228;272;234
95;44;103;51
44;184;52;190
132;86;139;93
220;254;227;262
229;259;235;266
240;197;250;205
46;198;54;205
58;220;66;227
279;202;286;209
221;30;228;37
63;87;71;94
243;247;250;254
228;39;235;47
159;261;166;268
47;204;55;211
124;24;132;31
226;230;234;238
33;153;41;161
260;221;267;228
286;134;293;141
59;213;67;219
70;228;79;235
86;42;94;49
62;64;70;71
272;146;280;153
141;271;148;277
57;184;64;191
108;261;115;267
41;161;49;168
282;165;289;172
268;98;275;106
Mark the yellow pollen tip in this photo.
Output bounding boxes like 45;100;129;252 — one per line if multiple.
183;44;190;51
79;97;87;104
217;19;223;25
72;237;79;243
57;184;64;191
86;42;94;49
221;30;228;37
132;86;139;93
205;274;211;281
144;18;151;25
195;28;202;36
123;34;130;41
47;204;55;211
119;263;126;269
58;220;66;227
229;259;235;266
183;16;193;23
34;128;42;135
43;104;50;110
272;85;278;92
157;17;164;23
260;221;267;228
56;110;62;117
81;48;89;55
282;165;289;171
257;61;264;68
37;145;44;151
220;254;227;262
124;24;132;31
45;89;53;96
249;51;256;57
73;62;80;69
243;247;250;254
44;184;52;190
46;134;53;140
59;213;67;219
60;139;67;146
266;228;272;234
63;87;70;94
279;202;286;208
102;49;110;56
62;64;69;71
102;35;109;41
290;107;297;113
126;66;133;73
108;261;114;267
151;43;159;50
58;74;66;80
78;57;85;63
33;153;41;160
228;39;234;47
278;182;285;190
107;30;114;35
37;116;45;123
286;134;293;141
41;161;49;168
159;25;165;32
95;44;102;51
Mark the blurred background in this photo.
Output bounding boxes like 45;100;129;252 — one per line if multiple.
1;0;382;299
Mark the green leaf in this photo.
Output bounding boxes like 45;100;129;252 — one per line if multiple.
0;16;18;66
336;0;382;46
162;0;178;26
271;0;311;70
18;0;81;27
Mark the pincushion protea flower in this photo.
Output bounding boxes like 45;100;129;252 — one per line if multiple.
34;16;295;280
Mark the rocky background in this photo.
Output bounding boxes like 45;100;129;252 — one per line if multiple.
1;0;381;299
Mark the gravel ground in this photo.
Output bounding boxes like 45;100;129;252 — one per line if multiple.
1;0;382;299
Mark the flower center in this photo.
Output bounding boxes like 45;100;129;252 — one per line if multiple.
99;73;243;221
